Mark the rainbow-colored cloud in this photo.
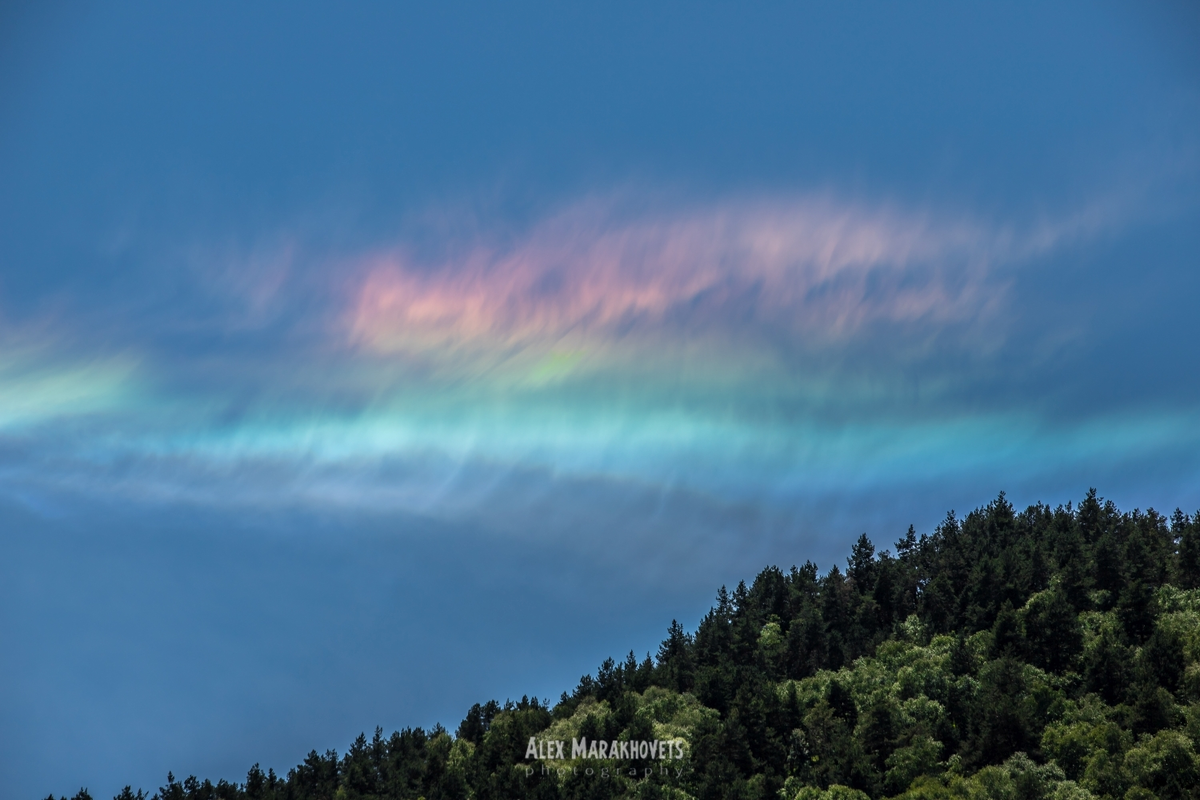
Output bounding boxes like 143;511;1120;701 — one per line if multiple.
347;198;1010;377
0;193;1191;535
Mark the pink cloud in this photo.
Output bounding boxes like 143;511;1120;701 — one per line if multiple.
346;197;1031;357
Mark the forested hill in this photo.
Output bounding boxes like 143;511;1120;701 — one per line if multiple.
54;491;1200;800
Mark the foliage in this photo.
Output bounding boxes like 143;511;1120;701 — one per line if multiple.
50;491;1200;800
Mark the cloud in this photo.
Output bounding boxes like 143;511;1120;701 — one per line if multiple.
346;196;1032;368
4;189;1181;536
0;327;140;431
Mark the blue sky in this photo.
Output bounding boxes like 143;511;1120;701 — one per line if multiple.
2;2;1199;797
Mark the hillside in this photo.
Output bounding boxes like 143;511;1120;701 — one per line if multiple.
52;491;1200;800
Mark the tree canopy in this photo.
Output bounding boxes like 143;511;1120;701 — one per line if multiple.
49;491;1200;800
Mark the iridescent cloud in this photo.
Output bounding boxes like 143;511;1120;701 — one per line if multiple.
5;192;1186;537
346;197;1021;372
0;326;140;430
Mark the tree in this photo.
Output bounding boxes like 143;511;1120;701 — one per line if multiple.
1021;582;1082;672
71;493;1200;800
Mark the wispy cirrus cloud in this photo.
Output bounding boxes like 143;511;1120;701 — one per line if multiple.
0;323;140;431
1;190;1168;529
345;194;1082;370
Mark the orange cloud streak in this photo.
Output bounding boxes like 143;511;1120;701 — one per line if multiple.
349;198;1007;358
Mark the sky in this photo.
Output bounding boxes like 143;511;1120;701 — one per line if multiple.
1;2;1199;797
